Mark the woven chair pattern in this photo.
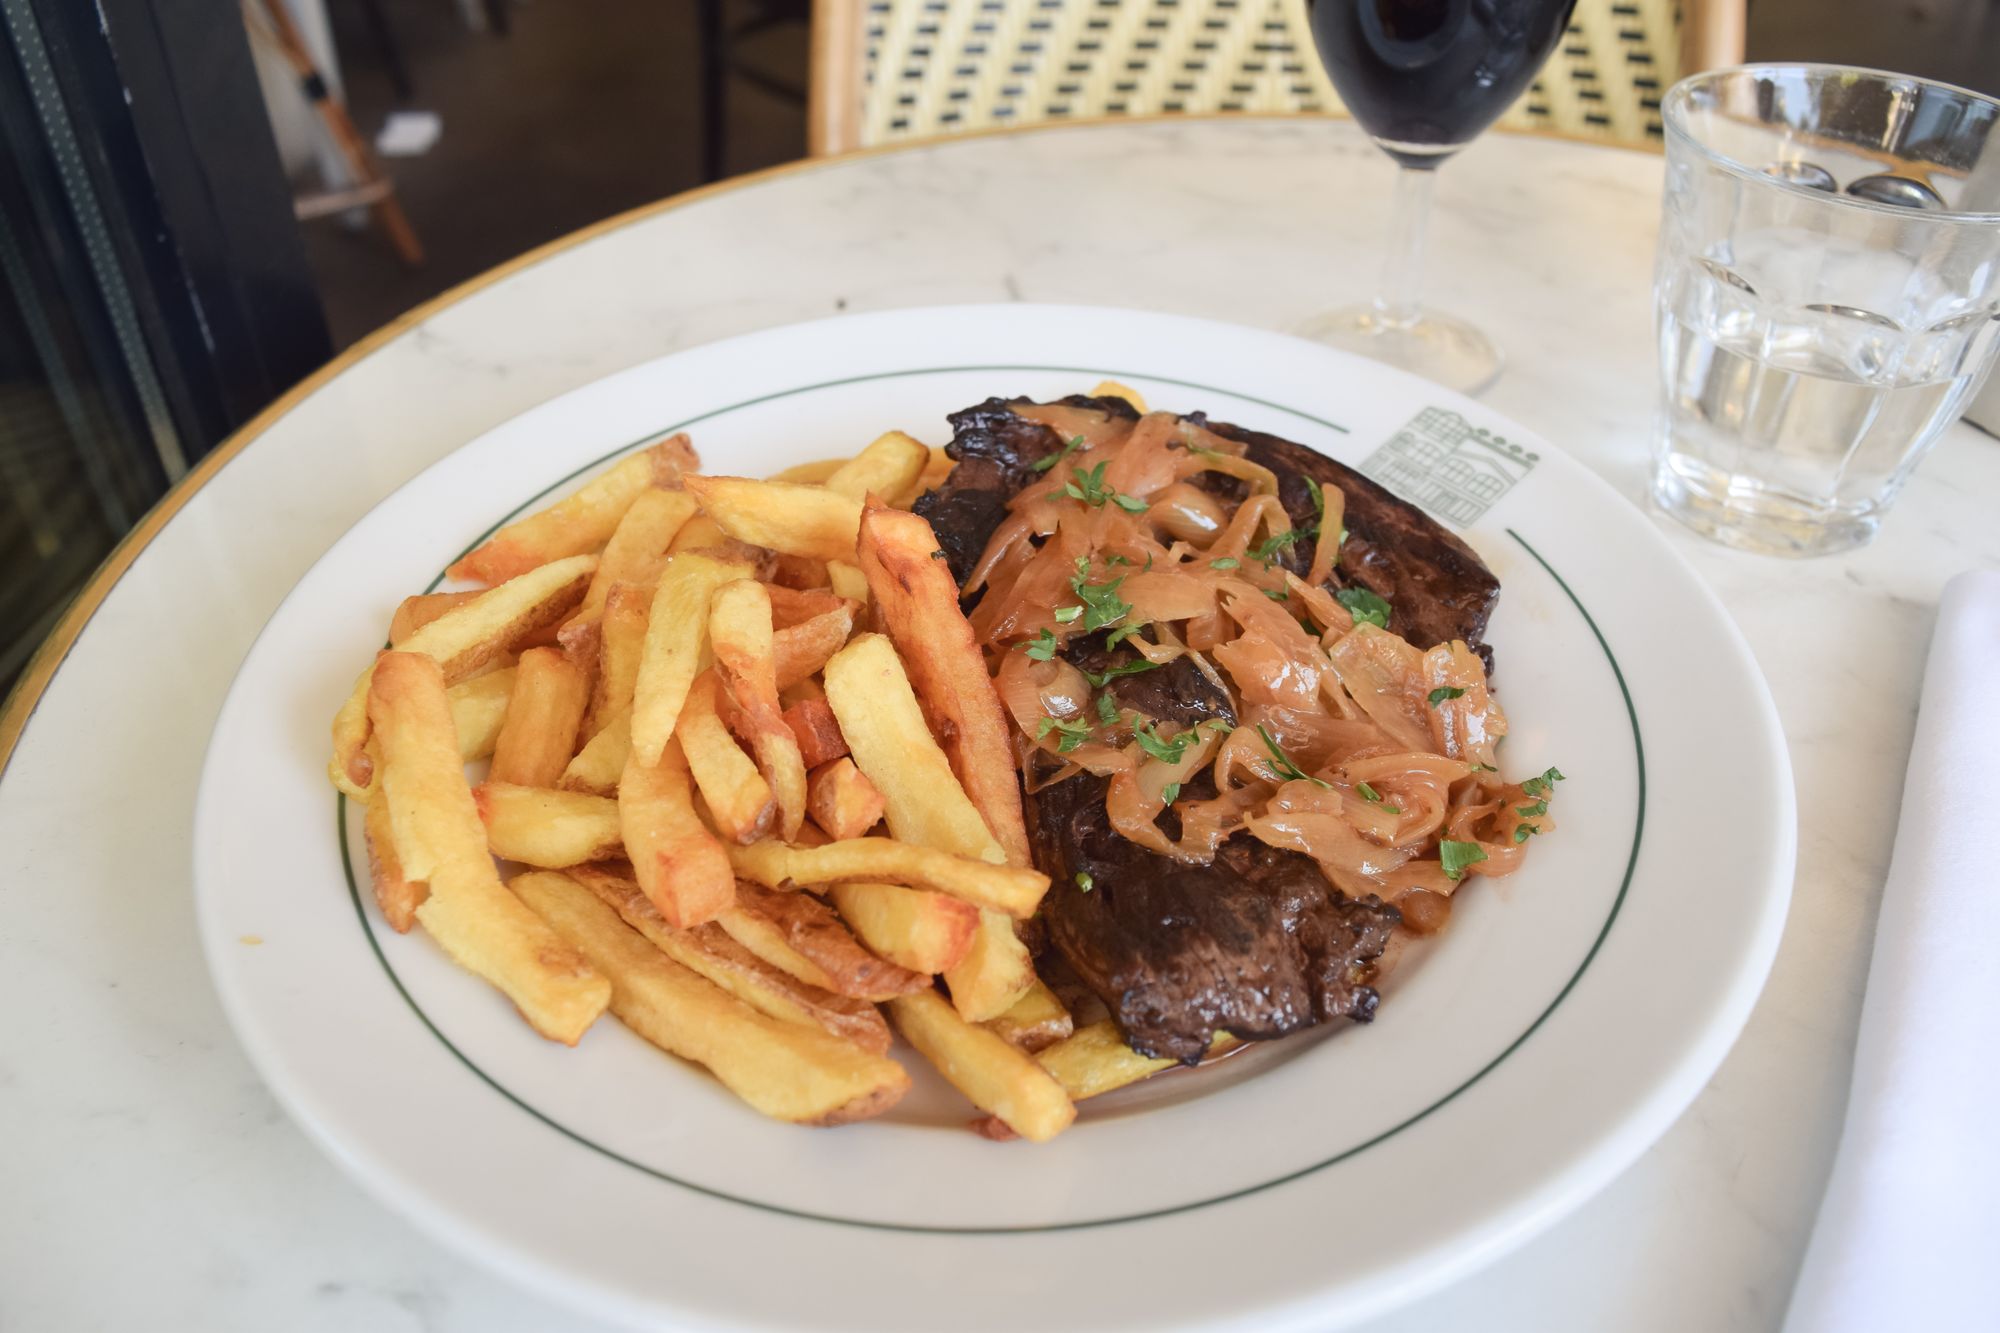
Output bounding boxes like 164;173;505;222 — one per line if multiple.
858;0;1683;150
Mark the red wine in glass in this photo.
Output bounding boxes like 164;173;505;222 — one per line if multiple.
1299;0;1581;392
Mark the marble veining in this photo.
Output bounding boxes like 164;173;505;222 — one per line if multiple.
3;116;1995;1332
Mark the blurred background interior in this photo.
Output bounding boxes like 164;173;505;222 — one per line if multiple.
2;0;1996;696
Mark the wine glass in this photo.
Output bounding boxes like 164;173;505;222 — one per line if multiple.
1300;0;1581;394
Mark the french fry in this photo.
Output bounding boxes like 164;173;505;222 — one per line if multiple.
727;837;1047;918
369;652;609;1043
721;881;929;1000
474;782;624;866
566;486;698;633
684;476;863;565
826;561;870;604
856;502;1031;866
823;431;931;502
363;795;424;932
447;666;516;761
390;591;478;645
764;585;848;629
825;880;977;973
782;697;849;767
560;706;630;795
887;989;1074;1142
620;738;735;927
512;871;908;1125
677;672;773;843
709;580;807;840
767;554;832;590
667;513;768;566
567;864;892;1054
1035;1021;1240;1102
331;555;595;798
890;446;955;509
949;910;1038;1024
629;553;754;767
446;436;695;585
767;457;847;486
585;582;650;738
1089;379;1147;412
773;606;854;690
984;979;1074;1053
488;647;590;788
806;759;884;840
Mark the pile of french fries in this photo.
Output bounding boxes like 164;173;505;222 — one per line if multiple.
329;387;1190;1139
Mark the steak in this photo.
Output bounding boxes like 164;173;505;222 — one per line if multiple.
917;396;1497;1061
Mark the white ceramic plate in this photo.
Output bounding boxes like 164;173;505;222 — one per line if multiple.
195;305;1794;1333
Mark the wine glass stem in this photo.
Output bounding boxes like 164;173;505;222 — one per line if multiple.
1375;164;1437;332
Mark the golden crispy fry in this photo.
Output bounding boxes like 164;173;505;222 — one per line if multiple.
363;795;424;932
806;758;885;841
826;561;870;605
447;436;694;585
447;666;516;761
331;555;595;798
821;633;1008;863
709;580;807;840
620;738;735;927
566;865;892;1054
782;697;849;768
720;881;930;1000
856;502;1031;866
369;652;609;1043
487;647;590;788
390;591;477;645
559;705;629;795
677;672;773;843
823;431;930;502
629;553;755;767
512;871;908;1125
984;979;1074;1053
825;880;977;974
566;486;698;633
764;585;848;629
1090;379;1148;412
773;606;854;690
767;554;831;590
684;476;864;565
766;457;847;486
887;989;1075;1142
947;911;1037;1024
890;446;955;509
1034;1020;1240;1101
474;782;624;866
727;837;1047;919
584;581;650;738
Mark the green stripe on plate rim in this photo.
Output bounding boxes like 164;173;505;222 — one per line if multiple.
334;365;1643;1234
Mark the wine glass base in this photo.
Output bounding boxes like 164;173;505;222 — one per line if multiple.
1295;306;1503;397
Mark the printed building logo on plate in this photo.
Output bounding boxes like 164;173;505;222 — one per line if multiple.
1361;408;1538;527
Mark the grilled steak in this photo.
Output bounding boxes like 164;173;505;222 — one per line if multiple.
917;396;1497;1061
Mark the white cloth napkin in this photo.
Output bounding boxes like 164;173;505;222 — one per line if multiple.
1784;570;2000;1333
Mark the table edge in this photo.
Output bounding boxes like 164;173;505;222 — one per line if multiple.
0;111;1658;778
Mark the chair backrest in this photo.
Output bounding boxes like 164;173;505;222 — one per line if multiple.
809;0;1744;155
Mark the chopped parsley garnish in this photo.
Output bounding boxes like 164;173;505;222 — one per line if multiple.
1160;781;1182;805
1513;824;1541;845
1069;558;1131;633
1133;718;1231;765
1427;686;1467;706
1467;762;1497;773
1515;799;1548;819
1074;871;1094;891
1030;434;1084;473
1440;840;1488;882
1519;766;1567;798
1105;622;1147;648
1255;724;1330;788
1248;527;1313;567
1209;557;1240;571
1104;553;1137;566
1095;692;1120;726
1024;629;1059;662
1335;586;1392;630
1064;461;1148;512
1354;781;1403;815
1263;587;1289;601
1081;658;1162;688
1305;476;1325;523
1052;605;1083;623
1035;716;1092;753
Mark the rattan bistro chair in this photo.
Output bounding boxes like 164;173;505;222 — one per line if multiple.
809;0;1744;154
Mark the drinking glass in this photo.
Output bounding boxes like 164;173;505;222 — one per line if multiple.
1300;0;1580;394
1653;65;2000;557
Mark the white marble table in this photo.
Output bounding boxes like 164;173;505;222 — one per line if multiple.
3;116;1994;1332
